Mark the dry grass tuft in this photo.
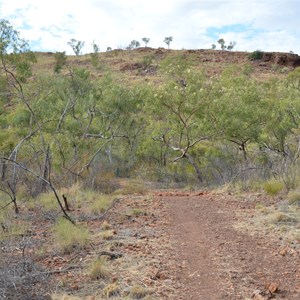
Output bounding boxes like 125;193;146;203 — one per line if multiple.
103;282;120;297
114;180;147;195
263;179;284;197
88;257;110;280
99;229;115;240
267;211;297;224
101;220;112;230
129;285;151;299
38;192;58;211
53;218;90;253
287;190;300;205
88;194;114;214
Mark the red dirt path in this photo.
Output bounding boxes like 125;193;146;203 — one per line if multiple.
158;191;300;299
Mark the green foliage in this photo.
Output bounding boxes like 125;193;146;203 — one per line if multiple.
53;51;67;73
38;192;57;211
287;67;300;90
211;67;267;150
0;19;36;82
248;50;264;60
2;25;300;193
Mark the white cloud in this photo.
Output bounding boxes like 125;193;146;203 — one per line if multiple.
0;0;299;54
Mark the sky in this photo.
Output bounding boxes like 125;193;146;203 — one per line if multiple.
0;0;299;54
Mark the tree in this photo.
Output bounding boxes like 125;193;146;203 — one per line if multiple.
227;41;236;51
212;67;267;154
67;39;85;56
163;36;173;49
212;44;216;50
0;19;73;220
142;37;150;47
0;19;37;213
127;40;140;50
217;38;226;50
148;60;213;182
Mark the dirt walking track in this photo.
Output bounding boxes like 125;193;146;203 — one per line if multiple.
158;191;300;299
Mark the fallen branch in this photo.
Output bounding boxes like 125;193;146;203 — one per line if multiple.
98;251;123;260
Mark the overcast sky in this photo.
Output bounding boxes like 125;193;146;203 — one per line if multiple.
0;0;299;54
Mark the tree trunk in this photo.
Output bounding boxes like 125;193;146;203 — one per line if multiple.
185;153;203;182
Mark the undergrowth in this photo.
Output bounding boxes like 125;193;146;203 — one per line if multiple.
53;218;90;253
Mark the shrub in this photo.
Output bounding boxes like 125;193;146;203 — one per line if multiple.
248;50;264;60
263;179;284;197
38;192;57;211
88;194;113;214
54;218;90;253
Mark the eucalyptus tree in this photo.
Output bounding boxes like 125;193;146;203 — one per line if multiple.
163;36;173;49
142;37;150;47
217;38;226;50
67;39;85;56
127;40;140;50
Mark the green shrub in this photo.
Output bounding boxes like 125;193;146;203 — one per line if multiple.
248;50;264;60
88;194;113;214
38;192;57;211
263;179;284;196
54;218;90;253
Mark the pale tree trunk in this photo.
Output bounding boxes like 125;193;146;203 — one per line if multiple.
185;153;203;182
